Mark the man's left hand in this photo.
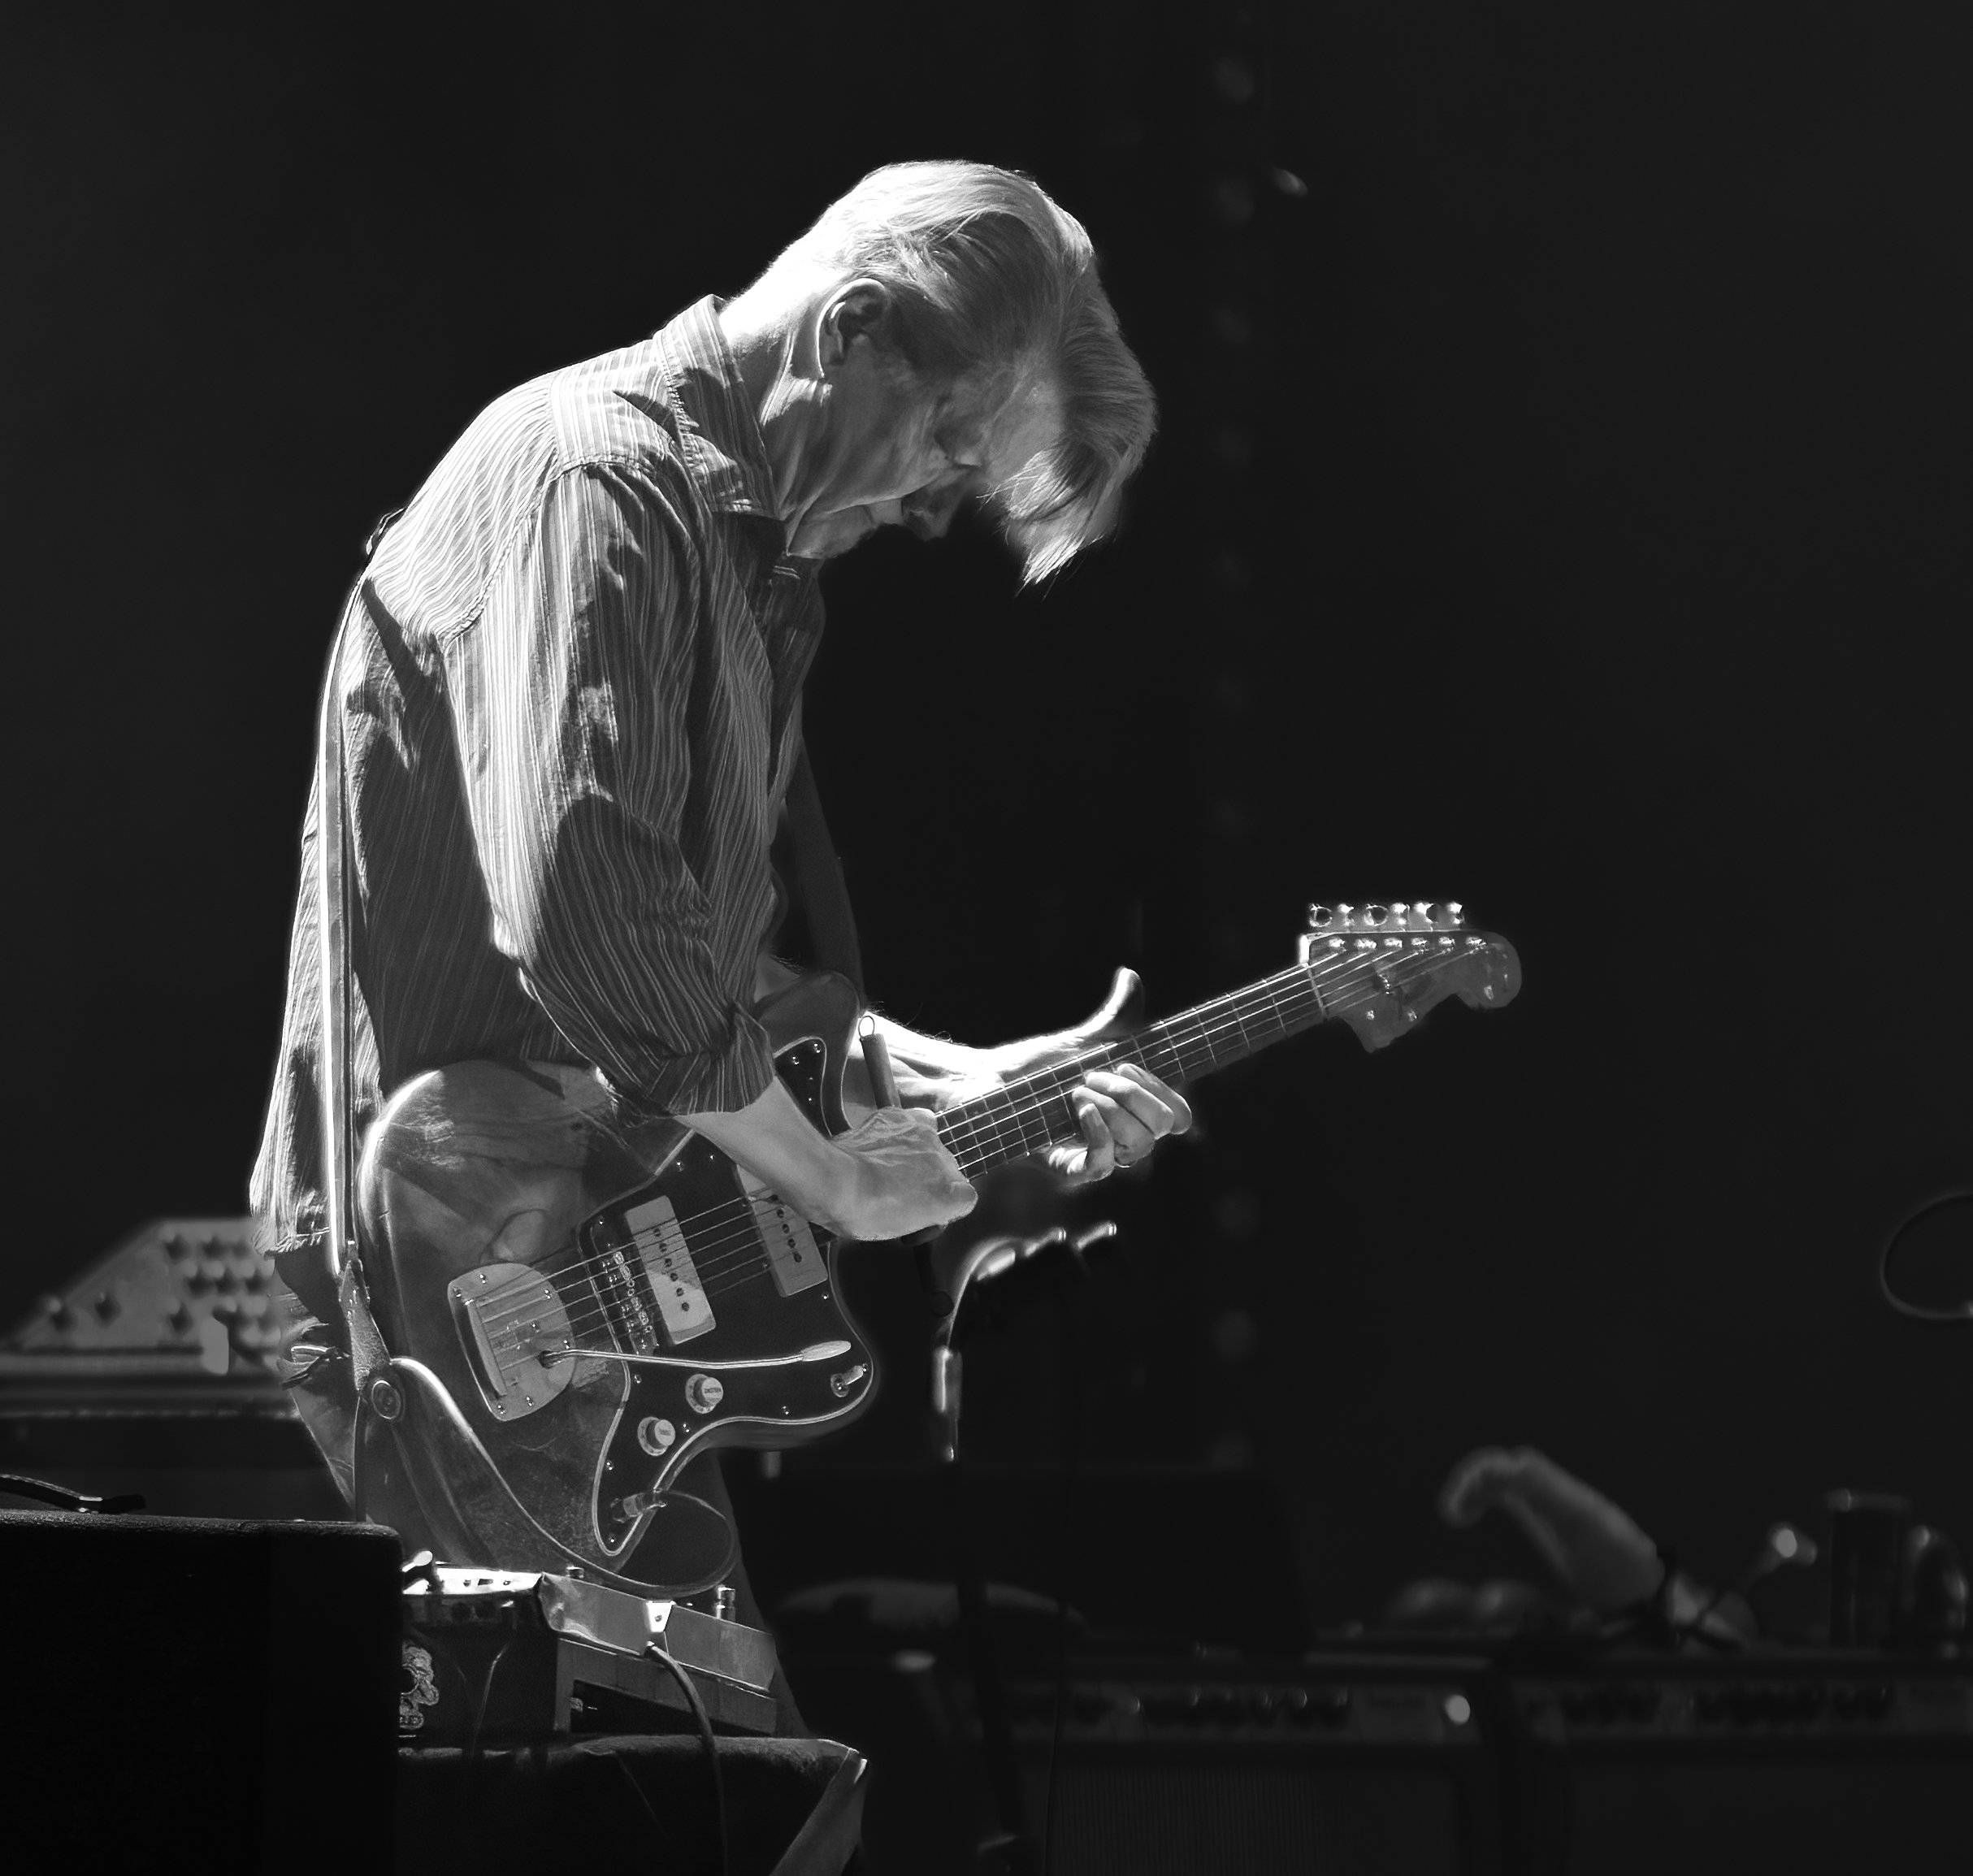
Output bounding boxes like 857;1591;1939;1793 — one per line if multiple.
914;1033;1193;1185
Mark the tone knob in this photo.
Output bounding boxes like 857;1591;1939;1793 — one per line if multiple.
636;1415;677;1455
683;1373;725;1415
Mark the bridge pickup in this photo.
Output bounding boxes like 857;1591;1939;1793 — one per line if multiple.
618;1194;715;1345
738;1168;828;1297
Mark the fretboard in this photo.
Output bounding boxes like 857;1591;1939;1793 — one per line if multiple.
933;952;1358;1181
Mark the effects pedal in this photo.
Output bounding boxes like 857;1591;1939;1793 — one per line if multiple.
401;1564;781;1743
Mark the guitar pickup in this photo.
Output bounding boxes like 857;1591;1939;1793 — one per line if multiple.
738;1168;829;1297
618;1194;716;1345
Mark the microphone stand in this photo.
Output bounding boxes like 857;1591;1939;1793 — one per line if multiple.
857;1027;1116;1874
926;1220;1117;1876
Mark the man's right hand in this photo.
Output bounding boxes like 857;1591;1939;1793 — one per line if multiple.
681;1078;975;1241
825;1105;978;1240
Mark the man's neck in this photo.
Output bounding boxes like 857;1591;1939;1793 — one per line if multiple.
717;283;831;531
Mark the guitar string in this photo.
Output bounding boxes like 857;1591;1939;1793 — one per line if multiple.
467;942;1481;1364
941;958;1357;1164
468;940;1480;1355
934;938;1476;1168
465;940;1401;1345
466;944;1383;1342
475;951;1459;1381
467;940;1479;1357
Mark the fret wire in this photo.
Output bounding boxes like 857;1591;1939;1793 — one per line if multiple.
943;947;1436;1168
943;964;1313;1166
937;942;1463;1174
978;964;1312;1144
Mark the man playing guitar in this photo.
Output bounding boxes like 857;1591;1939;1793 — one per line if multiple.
253;162;1190;1656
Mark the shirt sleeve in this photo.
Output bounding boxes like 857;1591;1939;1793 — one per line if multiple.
445;461;775;1116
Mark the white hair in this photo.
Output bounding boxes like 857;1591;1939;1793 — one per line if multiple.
770;160;1156;581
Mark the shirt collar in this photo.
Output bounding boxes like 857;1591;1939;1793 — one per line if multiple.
652;297;780;525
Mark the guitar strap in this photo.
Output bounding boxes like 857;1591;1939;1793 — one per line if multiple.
315;584;379;1378
316;568;423;1536
780;742;865;996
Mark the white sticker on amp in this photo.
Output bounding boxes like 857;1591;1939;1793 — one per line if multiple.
738;1168;829;1296
622;1194;715;1343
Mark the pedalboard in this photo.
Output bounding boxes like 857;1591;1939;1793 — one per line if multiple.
401;1565;781;1743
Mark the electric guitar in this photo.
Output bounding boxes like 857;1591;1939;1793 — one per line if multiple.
356;902;1520;1592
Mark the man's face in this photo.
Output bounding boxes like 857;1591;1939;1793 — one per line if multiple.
788;329;1062;561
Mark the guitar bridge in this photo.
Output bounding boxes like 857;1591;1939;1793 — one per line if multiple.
447;1263;576;1421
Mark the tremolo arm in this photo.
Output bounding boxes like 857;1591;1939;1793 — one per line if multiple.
551;1339;852;1372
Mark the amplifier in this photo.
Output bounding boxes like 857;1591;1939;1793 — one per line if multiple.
784;1649;1503;1876
1003;1655;1501;1876
1502;1651;1973;1875
0;1217;342;1521
0;1506;400;1875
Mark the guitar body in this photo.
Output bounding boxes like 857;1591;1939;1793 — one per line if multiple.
358;971;874;1593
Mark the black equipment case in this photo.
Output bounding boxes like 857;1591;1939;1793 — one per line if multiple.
0;1506;401;1874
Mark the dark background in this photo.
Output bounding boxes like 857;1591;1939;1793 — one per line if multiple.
7;2;1968;1627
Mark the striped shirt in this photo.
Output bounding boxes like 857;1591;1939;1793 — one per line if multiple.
250;298;823;1255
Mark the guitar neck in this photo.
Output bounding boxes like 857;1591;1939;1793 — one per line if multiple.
935;950;1385;1181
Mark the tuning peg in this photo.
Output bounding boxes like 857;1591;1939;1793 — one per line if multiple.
1360;904;1391;930
1424;902;1463;928
1307;903;1335;931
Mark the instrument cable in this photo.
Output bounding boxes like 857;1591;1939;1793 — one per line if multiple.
646;1640;731;1876
1877;1189;1973;1323
457;1631;514;1835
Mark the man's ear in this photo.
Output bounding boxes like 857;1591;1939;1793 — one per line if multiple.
816;280;893;375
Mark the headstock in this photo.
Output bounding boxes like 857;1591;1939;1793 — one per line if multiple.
1299;902;1522;1051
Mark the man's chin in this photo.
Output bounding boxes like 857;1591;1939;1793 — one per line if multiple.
791;509;882;560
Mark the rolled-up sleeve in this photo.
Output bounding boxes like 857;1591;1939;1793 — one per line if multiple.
446;461;775;1115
